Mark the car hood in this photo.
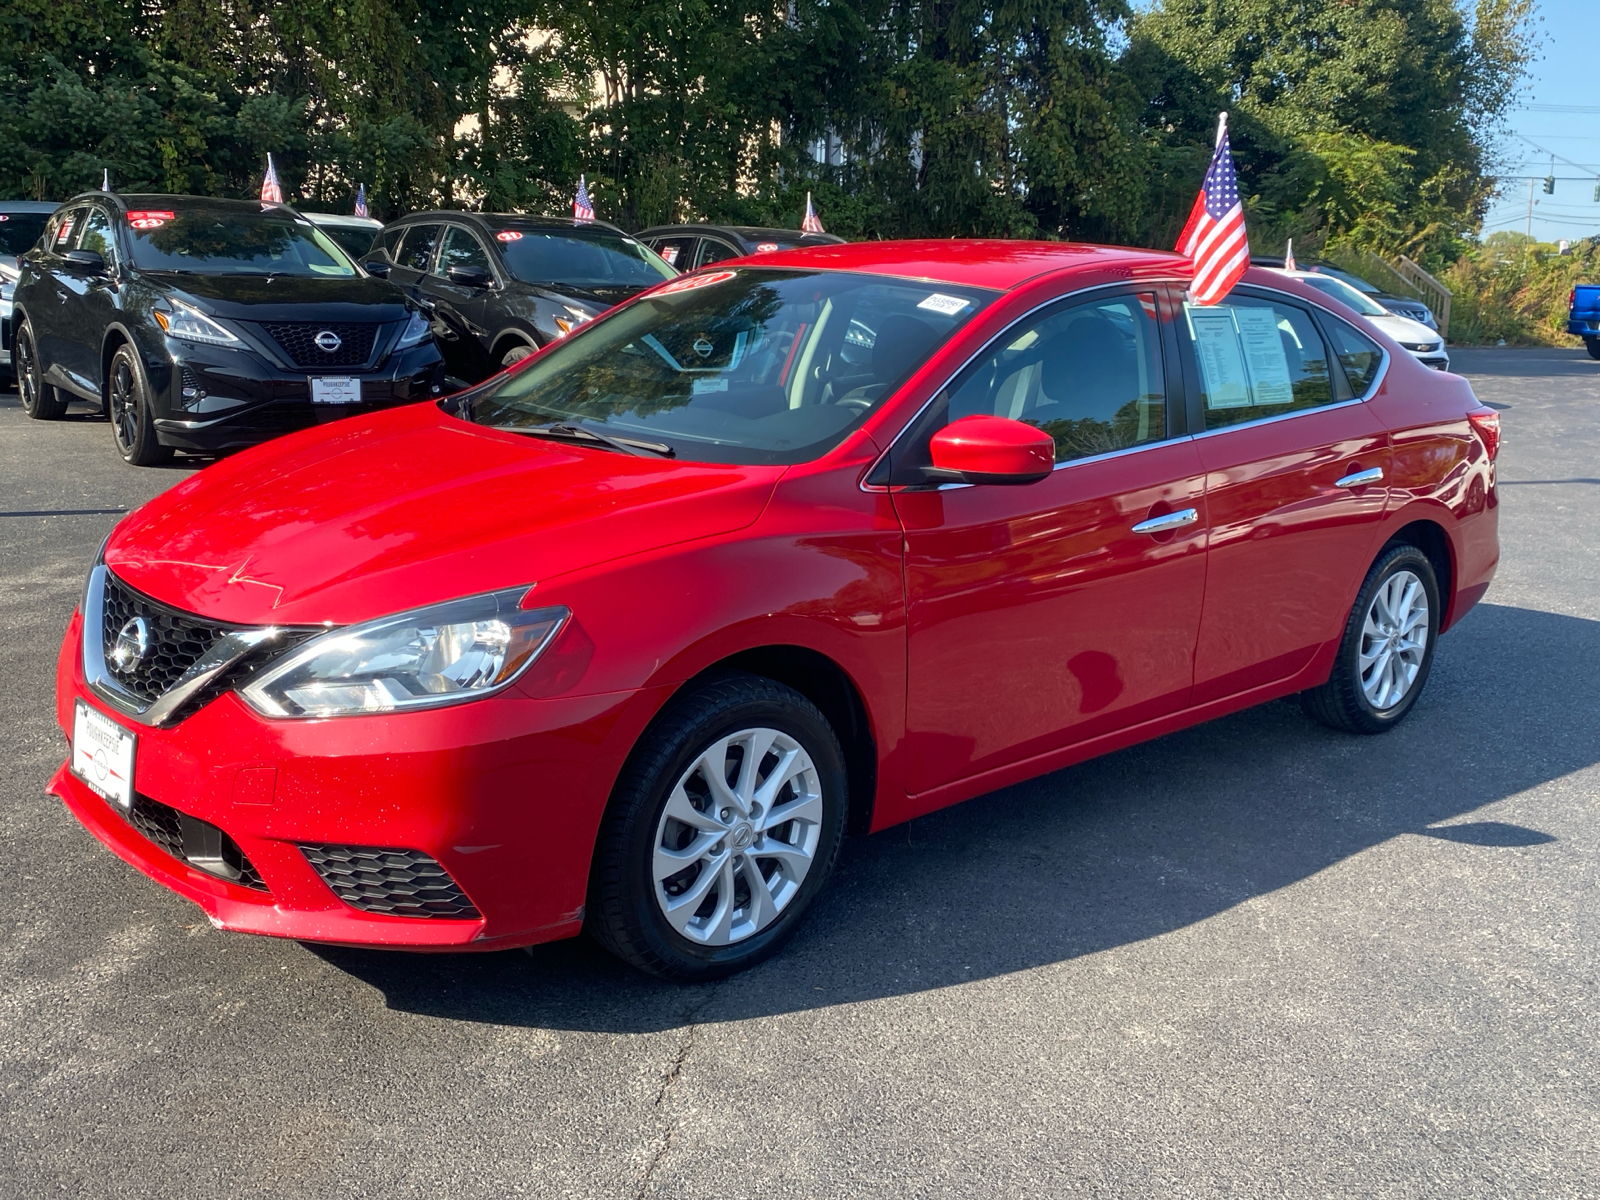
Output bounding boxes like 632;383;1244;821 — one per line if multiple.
1368;311;1441;346
522;279;654;311
143;270;412;323
103;403;785;626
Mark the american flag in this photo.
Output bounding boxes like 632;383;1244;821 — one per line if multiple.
1176;114;1248;306
354;183;368;219
573;174;594;221
261;154;283;205
801;191;824;234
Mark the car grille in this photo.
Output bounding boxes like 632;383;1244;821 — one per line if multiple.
124;792;268;891
299;844;481;919
260;322;380;369
101;572;239;703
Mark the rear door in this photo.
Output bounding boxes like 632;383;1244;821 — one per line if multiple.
1179;287;1392;704
892;286;1208;799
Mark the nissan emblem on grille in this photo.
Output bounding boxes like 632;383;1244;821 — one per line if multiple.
111;616;150;671
314;330;342;352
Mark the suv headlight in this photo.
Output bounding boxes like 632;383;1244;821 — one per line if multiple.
396;309;432;348
154;298;241;346
240;588;568;718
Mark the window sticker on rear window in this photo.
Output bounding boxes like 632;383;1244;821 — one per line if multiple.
125;210;175;229
496;230;523;241
918;293;971;316
1185;304;1294;409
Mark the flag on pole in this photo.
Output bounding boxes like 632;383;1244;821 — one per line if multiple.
355;183;368;219
801;191;825;234
1283;238;1297;271
261;154;283;205
573;175;594;221
1175;114;1248;306
101;169;111;192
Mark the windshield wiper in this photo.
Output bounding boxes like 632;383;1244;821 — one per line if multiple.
501;422;675;458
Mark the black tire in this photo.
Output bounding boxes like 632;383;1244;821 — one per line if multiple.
499;341;536;369
1586;338;1600;361
15;320;68;420
107;343;172;466
1301;543;1440;735
587;672;848;981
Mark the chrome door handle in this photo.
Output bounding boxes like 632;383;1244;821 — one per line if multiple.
1131;507;1199;535
1334;466;1384;489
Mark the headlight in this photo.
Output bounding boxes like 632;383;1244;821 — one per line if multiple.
396;309;432;348
154;298;240;346
240;588;568;718
554;306;593;337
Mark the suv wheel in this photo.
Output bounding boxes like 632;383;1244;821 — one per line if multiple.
1302;543;1440;734
1586;338;1600;362
587;672;847;980
15;321;68;419
107;344;173;466
500;341;536;369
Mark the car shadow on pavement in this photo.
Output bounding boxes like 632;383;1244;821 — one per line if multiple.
311;601;1591;1032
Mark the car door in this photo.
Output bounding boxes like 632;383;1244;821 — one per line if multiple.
1178;286;1393;705
59;203;122;392
419;224;499;379
30;205;88;383
889;286;1209;799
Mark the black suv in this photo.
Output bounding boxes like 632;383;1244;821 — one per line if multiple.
635;223;845;271
369;213;676;383
11;193;444;464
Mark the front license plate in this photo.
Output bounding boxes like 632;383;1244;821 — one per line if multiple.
310;376;361;405
71;701;136;810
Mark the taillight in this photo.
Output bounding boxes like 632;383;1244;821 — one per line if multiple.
1571;288;1578;310
1467;406;1500;461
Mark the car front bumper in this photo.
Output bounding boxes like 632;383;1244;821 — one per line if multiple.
51;608;658;950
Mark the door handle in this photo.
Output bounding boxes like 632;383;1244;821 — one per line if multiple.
1334;466;1384;489
1131;507;1199;535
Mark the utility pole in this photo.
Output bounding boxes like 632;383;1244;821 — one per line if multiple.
1526;176;1535;239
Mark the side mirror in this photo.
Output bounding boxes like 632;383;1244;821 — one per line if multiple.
363;258;390;277
448;264;492;289
924;415;1054;485
63;248;107;275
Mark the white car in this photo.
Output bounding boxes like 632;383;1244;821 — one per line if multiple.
1267;267;1449;371
300;212;385;264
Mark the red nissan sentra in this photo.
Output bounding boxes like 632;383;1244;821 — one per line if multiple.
50;241;1499;980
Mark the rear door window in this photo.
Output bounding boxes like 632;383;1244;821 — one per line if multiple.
435;226;492;277
1183;295;1337;430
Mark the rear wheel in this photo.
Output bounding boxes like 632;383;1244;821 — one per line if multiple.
107;343;172;466
15;321;68;419
1302;544;1439;734
587;672;847;981
1586;338;1600;361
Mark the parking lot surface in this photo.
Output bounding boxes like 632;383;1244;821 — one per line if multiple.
2;348;1597;1198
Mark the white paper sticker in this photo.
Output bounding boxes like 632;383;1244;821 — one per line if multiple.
917;293;970;316
1232;307;1295;406
1187;308;1251;409
692;376;729;394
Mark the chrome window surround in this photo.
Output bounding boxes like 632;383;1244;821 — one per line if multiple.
82;564;286;728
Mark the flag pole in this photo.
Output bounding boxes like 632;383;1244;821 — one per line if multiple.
1216;112;1228;149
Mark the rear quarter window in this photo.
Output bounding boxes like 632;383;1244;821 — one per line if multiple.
1324;317;1385;397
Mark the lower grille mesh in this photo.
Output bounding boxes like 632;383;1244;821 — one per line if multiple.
123;793;269;892
299;844;481;919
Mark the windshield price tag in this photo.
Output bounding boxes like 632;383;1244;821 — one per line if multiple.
918;293;970;316
125;210;175;229
496;230;523;242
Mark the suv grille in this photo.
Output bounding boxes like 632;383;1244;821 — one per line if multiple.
299;845;481;919
102;572;238;703
260;322;379;368
124;793;268;891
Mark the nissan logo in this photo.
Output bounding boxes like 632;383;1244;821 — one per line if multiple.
111;616;150;671
314;330;342;352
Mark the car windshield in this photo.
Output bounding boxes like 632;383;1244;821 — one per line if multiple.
307;221;379;261
469;268;996;465
495;227;675;289
1299;274;1388;317
124;206;357;276
1319;267;1381;295
0;212;50;256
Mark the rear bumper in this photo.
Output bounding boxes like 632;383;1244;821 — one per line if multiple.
1568;319;1599;337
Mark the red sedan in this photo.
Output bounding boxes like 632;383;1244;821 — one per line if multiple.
50;241;1500;979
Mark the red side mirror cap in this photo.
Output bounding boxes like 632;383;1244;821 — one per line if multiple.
926;415;1055;485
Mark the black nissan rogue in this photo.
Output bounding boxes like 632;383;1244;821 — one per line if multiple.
11;193;444;464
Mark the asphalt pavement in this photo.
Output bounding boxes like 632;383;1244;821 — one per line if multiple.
2;348;1597;1198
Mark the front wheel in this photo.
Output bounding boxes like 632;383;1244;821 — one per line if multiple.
587;673;848;981
1302;544;1440;734
15;321;68;419
1586;338;1600;362
499;341;536;369
107;343;172;466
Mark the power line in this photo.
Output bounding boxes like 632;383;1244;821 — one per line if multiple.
1519;103;1600;114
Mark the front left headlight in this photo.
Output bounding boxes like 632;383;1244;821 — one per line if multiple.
396;309;433;348
240;588;568;718
155;298;241;346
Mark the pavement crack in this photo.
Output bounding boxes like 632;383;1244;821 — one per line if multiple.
635;991;717;1199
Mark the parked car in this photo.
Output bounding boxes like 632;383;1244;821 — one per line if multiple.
1567;284;1600;359
1265;266;1450;370
50;242;1499;980
368;212;676;382
1251;256;1439;330
301;211;385;262
636;222;846;270
10;193;443;463
0;200;59;384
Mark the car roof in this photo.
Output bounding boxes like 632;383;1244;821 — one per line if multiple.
738;239;1189;292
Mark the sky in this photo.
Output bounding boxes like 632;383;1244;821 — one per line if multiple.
1479;0;1599;243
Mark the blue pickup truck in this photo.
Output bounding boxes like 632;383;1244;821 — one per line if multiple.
1571;285;1600;359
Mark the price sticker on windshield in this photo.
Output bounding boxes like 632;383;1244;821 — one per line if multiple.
917;293;970;316
125;210;175;229
655;270;738;296
496;230;523;242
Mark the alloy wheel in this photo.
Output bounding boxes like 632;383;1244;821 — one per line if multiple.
109;358;139;451
651;727;823;946
17;329;39;411
1359;569;1429;710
